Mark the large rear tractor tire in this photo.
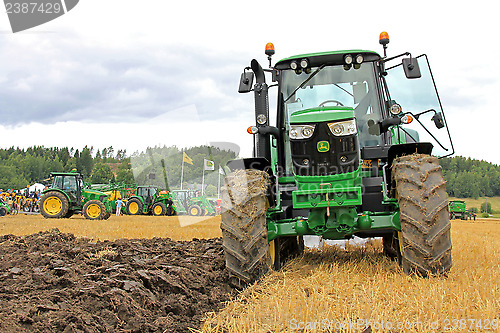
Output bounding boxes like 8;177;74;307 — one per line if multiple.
40;191;69;219
392;154;452;276
126;198;143;215
83;200;107;220
221;169;271;287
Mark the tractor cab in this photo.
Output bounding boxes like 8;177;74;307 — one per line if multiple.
136;186;158;206
49;171;83;203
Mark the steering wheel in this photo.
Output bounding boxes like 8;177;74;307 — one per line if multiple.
319;100;344;107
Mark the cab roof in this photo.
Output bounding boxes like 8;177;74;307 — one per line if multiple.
274;49;381;70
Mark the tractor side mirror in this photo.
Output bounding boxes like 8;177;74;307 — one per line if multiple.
238;70;254;93
432;112;445;129
402;57;421;79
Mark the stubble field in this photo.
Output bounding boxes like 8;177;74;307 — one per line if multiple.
0;214;499;332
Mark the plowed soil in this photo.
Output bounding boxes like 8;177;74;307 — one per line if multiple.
0;229;234;332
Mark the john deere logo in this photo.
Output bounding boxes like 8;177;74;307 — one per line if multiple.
317;141;330;152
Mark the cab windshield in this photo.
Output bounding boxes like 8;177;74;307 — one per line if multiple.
281;63;384;147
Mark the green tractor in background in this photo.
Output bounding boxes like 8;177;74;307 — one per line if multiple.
125;185;175;216
39;170;112;220
221;32;454;285
171;189;217;216
448;200;467;220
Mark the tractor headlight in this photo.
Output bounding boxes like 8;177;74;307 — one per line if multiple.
355;54;364;64
256;114;267;124
390;103;402;115
327;119;357;136
344;54;353;65
290;124;316;139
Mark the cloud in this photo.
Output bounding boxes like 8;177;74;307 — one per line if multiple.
0;34;252;126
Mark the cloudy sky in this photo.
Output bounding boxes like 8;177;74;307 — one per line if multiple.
0;0;499;163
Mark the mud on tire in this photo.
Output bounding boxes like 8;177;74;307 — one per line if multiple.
392;153;452;276
220;169;271;287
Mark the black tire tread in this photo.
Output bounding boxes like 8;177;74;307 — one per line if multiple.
220;169;271;286
393;153;452;276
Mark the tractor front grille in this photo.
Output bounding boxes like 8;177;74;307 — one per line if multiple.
290;121;359;176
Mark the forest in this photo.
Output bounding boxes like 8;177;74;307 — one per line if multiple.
0;146;498;199
439;156;500;198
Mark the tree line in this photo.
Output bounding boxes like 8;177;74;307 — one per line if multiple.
439;156;500;199
0;146;133;190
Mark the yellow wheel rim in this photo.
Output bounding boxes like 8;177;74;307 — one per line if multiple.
190;207;198;215
129;202;139;214
154;205;163;215
43;196;62;215
86;203;102;219
269;240;276;266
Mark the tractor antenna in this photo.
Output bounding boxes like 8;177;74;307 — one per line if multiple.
265;42;275;68
379;31;390;58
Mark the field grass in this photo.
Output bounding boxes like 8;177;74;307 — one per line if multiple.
2;214;499;332
203;219;500;333
0;213;222;241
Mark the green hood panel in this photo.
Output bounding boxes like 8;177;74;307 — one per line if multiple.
290;107;354;124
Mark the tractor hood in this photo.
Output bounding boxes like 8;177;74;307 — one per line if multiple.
290;107;354;124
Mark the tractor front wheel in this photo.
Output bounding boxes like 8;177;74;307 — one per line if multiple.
188;205;202;216
152;202;167;216
40;191;69;219
393;154;452;276
221;169;271;287
83;200;107;220
126;198;143;215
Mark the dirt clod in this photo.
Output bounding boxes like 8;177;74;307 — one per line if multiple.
0;229;235;332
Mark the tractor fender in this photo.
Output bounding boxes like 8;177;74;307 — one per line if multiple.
41;189;71;203
385;142;434;198
127;195;145;206
387;142;433;169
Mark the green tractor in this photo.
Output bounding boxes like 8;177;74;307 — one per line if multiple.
171;189;217;216
125;185;175;216
449;200;467;220
39;170;112;220
221;32;454;285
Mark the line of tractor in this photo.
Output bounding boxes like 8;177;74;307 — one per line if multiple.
35;170;220;220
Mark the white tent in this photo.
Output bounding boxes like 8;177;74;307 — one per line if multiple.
28;183;45;193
